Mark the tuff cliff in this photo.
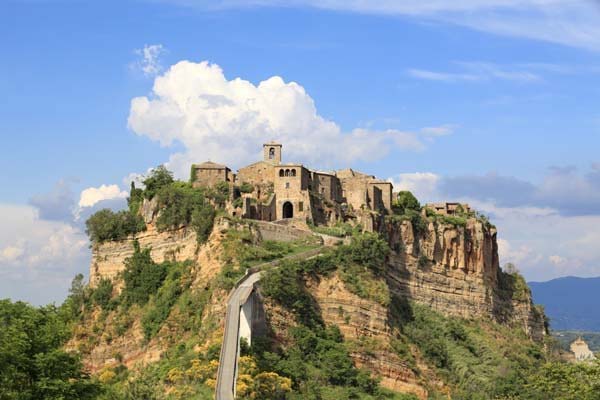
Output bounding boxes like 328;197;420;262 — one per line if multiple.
380;217;546;341
259;216;546;398
78;197;547;398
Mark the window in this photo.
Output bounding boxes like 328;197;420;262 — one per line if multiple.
285;169;290;177
279;169;284;177
291;169;296;177
298;201;304;211
285;182;290;189
269;147;275;159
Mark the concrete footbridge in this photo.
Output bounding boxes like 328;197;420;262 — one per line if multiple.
215;247;324;400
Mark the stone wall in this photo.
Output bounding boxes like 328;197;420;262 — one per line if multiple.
237;161;274;187
253;220;314;242
192;165;229;188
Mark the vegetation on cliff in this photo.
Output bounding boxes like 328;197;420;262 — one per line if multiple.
9;179;592;399
86;166;218;245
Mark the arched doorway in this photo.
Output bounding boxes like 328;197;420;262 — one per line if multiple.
282;201;293;219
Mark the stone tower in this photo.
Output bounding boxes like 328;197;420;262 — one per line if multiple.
263;142;282;164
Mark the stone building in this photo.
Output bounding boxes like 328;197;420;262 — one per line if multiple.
191;143;394;224
191;161;232;188
425;202;471;216
570;337;597;362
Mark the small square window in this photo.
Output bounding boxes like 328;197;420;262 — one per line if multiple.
285;182;290;189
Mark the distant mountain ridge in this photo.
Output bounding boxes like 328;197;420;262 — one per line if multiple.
529;276;600;332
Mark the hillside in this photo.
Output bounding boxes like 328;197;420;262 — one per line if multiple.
7;166;600;400
529;276;600;332
68;167;557;398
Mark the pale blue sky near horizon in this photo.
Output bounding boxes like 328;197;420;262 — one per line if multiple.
2;0;600;304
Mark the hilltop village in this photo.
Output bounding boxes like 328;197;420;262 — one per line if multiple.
191;142;464;227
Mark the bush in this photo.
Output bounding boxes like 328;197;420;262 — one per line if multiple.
122;241;167;307
239;182;254;193
128;182;144;215
143;165;174;200
498;263;531;301
344;232;390;275
91;278;113;310
0;300;101;399
141;261;190;340
85;209;146;244
393;191;421;214
152;181;216;243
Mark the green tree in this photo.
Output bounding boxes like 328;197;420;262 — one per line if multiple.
63;273;85;319
128;181;144;214
143;165;174;200
91;278;113;310
393;191;421;215
0;300;101;400
85;209;145;244
122;241;167;306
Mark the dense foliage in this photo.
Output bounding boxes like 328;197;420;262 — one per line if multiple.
0;300;101;400
122;241;168;307
86;165;217;245
143;165;174;200
85;209;146;244
392;191;421;214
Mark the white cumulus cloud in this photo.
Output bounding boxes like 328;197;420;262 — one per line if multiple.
0;204;90;304
388;172;441;203
128;60;446;177
78;184;128;208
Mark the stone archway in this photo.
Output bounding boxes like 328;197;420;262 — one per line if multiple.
282;201;293;219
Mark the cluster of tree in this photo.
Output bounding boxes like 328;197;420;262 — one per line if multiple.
0;298;101;400
85;165;217;245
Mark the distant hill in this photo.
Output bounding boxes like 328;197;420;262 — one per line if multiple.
529;276;600;332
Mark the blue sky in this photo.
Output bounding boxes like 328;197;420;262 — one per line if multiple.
2;0;600;304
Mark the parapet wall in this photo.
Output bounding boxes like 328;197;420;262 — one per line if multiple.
253;220;313;242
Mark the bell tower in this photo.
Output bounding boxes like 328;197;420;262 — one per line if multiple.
263;142;282;164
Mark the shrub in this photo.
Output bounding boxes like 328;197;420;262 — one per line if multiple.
141;261;190;339
151;181;216;243
393;191;421;214
191;204;216;243
128;182;144;215
85;209;146;244
91;278;113;310
143;165;174;200
155;182;204;230
233;197;244;208
239;182;254;193
498;263;531;301
344;232;390;275
122;242;167;307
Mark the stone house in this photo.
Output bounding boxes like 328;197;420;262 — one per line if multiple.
191;142;394;224
425;202;471;216
570;337;597;362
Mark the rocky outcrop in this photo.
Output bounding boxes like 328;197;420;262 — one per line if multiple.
308;275;432;399
89;224;198;287
381;218;545;340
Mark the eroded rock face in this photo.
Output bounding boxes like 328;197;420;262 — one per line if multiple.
381;218;545;340
89;224;198;287
308;275;431;399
